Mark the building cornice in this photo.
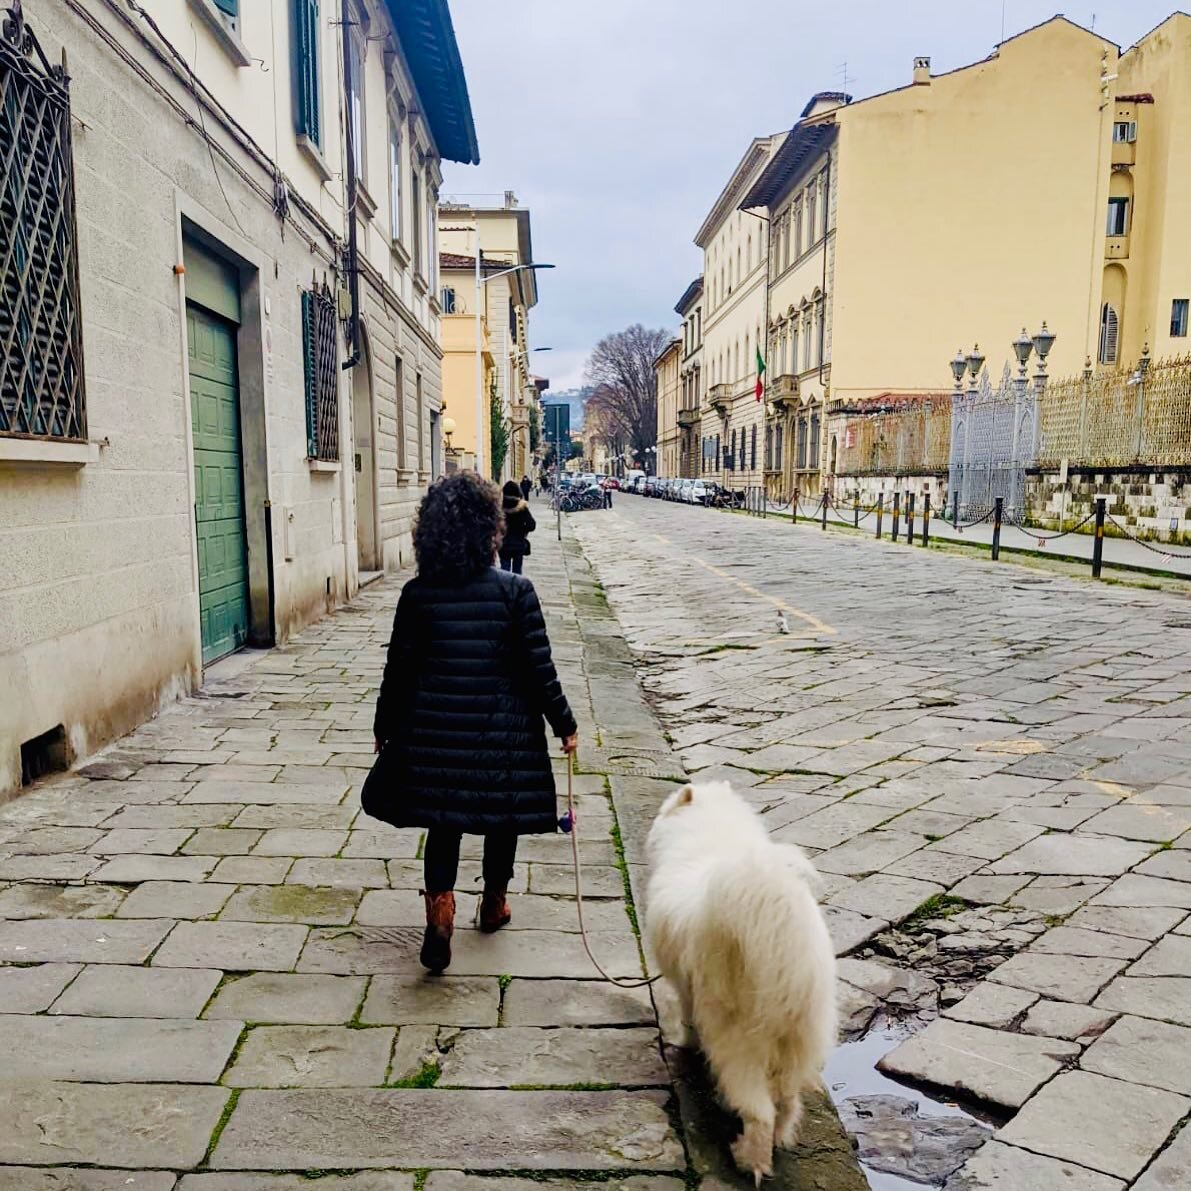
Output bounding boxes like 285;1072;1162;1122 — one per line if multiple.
695;135;785;247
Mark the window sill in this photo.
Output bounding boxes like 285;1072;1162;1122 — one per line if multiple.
412;273;428;296
187;0;252;68
0;437;100;468
391;238;411;270
355;183;378;221
297;135;333;183
308;458;341;473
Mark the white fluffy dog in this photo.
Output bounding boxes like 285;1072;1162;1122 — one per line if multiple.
645;780;838;1183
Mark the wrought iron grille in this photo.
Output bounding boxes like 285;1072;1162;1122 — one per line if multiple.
301;282;339;461
1037;353;1191;469
835;400;951;477
0;1;86;441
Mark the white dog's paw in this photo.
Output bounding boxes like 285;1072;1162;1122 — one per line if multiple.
731;1125;774;1185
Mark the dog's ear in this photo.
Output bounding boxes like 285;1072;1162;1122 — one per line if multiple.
676;784;694;806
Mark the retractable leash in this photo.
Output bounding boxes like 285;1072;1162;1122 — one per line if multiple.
562;752;661;989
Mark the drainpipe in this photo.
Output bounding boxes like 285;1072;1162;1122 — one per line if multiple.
340;0;360;371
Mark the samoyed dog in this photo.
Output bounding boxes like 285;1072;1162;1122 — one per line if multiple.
645;781;837;1183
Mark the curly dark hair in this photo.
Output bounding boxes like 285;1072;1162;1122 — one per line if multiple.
413;471;503;582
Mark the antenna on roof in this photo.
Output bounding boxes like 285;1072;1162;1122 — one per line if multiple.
1001;1;1007;42
836;60;855;92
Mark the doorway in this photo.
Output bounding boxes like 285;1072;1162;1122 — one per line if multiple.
189;302;249;664
353;347;378;572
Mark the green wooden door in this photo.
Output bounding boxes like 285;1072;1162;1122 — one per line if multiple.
189;303;249;665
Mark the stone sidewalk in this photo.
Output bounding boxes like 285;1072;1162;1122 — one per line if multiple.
0;512;865;1190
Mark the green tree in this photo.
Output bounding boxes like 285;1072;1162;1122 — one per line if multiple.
490;380;510;481
528;405;541;453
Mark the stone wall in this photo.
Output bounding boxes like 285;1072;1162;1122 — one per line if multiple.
1027;468;1191;544
830;473;949;517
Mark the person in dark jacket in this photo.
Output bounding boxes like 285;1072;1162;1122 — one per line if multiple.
520;474;532;501
364;472;578;972
499;479;536;574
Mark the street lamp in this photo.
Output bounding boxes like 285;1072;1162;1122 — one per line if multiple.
1032;321;1056;393
965;344;985;396
950;350;967;397
1013;328;1034;394
473;257;555;477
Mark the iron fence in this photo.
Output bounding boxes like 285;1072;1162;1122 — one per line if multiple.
835;401;951;476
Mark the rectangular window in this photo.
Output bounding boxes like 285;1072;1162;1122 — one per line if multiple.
292;0;320;148
775;423;783;469
441;287;456;314
387;113;402;241
416;372;425;472
1113;121;1137;143
807;186;817;246
301;285;339;460
411;169;423;275
348;31;365;180
1172;299;1189;338
1107;197;1129;236
793;201;803;258
394;355;406;468
1;17;87;441
427;189;438;291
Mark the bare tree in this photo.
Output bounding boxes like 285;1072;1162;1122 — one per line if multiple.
584;324;672;468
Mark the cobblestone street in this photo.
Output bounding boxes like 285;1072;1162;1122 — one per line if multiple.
0;507;863;1191
572;496;1191;1190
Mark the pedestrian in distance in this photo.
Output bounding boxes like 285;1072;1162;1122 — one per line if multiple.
363;472;578;973
602;480;613;509
499;479;535;575
520;474;532;502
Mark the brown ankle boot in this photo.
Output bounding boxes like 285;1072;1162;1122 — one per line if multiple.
420;891;455;971
479;888;512;933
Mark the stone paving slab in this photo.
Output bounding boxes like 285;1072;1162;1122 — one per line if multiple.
152;921;308;970
0;1013;242;1081
0;918;172;964
0;883;126;918
360;976;500;1027
48;964;222;1018
940;1141;1125;1191
0;1170;179;1191
181;1177;411;1190
115;881;235;920
1132;1121;1190;1191
1081;1014;1191;1095
210;1089;685;1170
501;978;655;1027
438;1026;668;1088
878;1017;1079;1109
998;1070;1188;1180
224;1024;395;1087
0;963;81;1013
0;1081;229;1167
988;951;1127;1003
354;890;632;933
202;972;367;1024
220;884;361;925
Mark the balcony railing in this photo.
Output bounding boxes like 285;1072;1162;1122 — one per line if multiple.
708;383;733;413
768;373;799;409
677;406;700;428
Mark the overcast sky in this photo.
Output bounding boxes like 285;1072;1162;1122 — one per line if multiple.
442;0;1176;391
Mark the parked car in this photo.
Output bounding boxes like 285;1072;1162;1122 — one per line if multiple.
602;476;620;489
689;479;709;505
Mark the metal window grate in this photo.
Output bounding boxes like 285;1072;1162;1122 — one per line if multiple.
301;282;339;461
0;2;86;442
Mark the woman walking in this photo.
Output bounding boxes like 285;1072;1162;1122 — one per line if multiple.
364;472;577;972
498;479;536;574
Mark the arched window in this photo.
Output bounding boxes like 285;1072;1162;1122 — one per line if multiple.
797;416;808;469
810;407;821;464
775;423;784;469
1099;303;1119;364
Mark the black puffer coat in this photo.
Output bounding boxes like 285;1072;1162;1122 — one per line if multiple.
499;497;536;559
363;567;576;834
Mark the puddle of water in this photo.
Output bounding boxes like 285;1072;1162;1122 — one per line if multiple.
825;1027;982;1190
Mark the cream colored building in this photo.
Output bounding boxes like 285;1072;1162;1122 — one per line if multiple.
0;0;476;797
675;278;703;477
697;135;783;490
741;14;1191;500
654;338;683;478
439;196;542;484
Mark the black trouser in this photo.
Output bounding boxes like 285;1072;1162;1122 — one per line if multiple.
424;830;518;894
500;555;523;574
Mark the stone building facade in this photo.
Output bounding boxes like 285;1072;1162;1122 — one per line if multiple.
0;0;477;797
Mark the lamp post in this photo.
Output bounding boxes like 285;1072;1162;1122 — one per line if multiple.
472;254;555;477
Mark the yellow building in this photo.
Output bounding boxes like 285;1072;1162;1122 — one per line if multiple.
437;282;495;473
743;14;1191;496
675;278;704;477
438;196;543;482
654;338;683;478
697;135;784;491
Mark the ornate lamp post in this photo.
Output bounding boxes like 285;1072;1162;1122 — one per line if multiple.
1032;321;1056;394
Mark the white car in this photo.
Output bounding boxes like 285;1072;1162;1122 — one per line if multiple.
677;480;693;503
689;480;708;505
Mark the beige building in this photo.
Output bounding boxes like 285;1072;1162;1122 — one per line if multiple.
675;278;703;477
740;15;1191;499
438;195;543;484
697;135;783;490
0;0;476;797
654;338;683;478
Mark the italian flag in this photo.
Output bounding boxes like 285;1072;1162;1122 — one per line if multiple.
755;347;766;401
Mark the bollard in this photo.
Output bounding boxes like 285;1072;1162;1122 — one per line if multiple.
906;493;916;544
992;496;1003;561
821;492;828;531
876;493;884;539
892;491;901;541
951;490;960;529
854;491;860;528
762;486;768;519
792;486;799;525
1092;496;1106;578
922;492;931;547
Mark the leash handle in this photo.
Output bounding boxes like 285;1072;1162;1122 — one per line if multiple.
567;751;659;989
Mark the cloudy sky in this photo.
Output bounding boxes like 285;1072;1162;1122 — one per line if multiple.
442;0;1175;390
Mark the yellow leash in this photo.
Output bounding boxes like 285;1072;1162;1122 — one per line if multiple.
566;752;661;989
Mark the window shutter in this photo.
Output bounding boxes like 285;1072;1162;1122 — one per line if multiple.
301;291;317;457
293;0;320;147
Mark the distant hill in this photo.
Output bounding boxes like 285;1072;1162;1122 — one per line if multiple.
542;386;593;430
